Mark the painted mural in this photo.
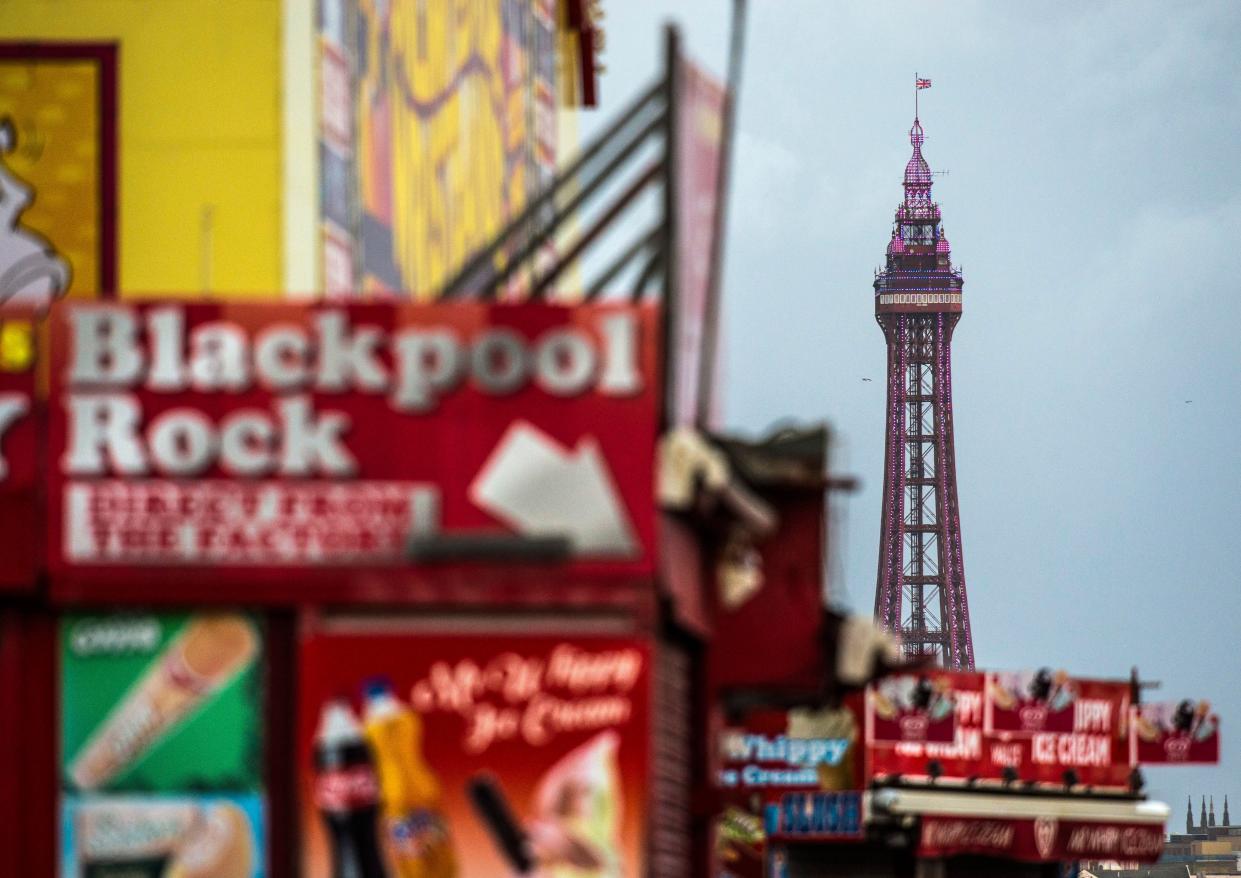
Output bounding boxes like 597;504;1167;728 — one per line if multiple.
319;0;558;299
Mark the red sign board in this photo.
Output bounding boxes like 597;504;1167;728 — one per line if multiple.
919;815;1164;864
0;315;38;589
867;673;959;744
1130;701;1220;765
986;669;1080;734
47;302;659;596
298;624;652;878
868;672;985;781
671;58;727;427
868;672;1133;789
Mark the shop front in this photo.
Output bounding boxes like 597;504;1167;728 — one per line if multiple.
710;666;1216;878
12;298;702;877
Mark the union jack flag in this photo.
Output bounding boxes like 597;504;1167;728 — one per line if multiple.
916;78;932;89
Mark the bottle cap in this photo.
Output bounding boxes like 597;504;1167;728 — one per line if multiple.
362;676;394;702
317;699;362;743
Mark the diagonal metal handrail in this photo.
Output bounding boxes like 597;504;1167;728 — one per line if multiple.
476;113;665;299
530;161;663;301
583;225;663;301
438;77;665;299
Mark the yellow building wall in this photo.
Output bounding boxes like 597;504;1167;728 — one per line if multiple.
0;0;283;298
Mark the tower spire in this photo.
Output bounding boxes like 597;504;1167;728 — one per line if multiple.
1210;796;1216;827
1188;796;1195;833
1225;795;1231;826
1201;796;1208;829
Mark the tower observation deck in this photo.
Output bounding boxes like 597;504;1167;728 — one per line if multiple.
873;115;974;669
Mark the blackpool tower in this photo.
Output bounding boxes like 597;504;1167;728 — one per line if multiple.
872;112;975;670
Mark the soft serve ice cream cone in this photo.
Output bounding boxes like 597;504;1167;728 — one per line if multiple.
69;615;258;790
528;731;624;877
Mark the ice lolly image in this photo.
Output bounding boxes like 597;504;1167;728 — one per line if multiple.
76;799;201;868
68;614;258;790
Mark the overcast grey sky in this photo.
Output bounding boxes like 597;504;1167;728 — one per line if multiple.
586;0;1241;819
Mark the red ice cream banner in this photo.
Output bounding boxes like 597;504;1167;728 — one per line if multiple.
985;670;1129;737
47;302;660;596
867;672;1134;788
918;815;1164;864
867;672;987;781
1130;701;1220;765
298;626;652;878
0;315;39;590
866;673;959;745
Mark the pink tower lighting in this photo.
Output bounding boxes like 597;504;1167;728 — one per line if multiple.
872;111;975;670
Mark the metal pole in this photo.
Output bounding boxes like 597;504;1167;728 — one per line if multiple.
659;24;680;431
695;0;748;427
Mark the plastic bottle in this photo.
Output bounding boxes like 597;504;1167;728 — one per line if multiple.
362;679;457;878
314;699;388;878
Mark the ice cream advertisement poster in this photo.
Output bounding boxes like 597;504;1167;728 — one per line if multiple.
984;670;1130;739
60;793;265;878
298;628;652;877
1130;700;1220;765
60;613;264;792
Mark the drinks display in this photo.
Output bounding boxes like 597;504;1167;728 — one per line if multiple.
68;615;259;791
299;635;650;878
362;680;457;878
314;699;388;878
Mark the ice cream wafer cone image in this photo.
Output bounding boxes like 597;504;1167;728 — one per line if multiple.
164;802;255;878
528;731;624;877
69;615;258;790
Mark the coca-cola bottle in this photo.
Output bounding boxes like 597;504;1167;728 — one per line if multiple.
314;699;388;878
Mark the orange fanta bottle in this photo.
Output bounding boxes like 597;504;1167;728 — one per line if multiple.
363;679;457;878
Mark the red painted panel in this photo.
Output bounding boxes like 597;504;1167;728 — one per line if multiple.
0;314;39;590
709;496;825;691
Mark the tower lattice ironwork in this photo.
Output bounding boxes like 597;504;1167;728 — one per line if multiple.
873;115;974;670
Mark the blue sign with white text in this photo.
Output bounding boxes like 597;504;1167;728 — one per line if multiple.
764;791;863;840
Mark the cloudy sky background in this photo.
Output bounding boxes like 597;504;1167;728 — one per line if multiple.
584;1;1241;817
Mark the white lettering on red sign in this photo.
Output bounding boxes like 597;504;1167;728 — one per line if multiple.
922;819;1015;852
65;480;438;565
1064;825;1162;858
407;643;644;754
61;307;641;477
1031;732;1111;767
1074;698;1114;733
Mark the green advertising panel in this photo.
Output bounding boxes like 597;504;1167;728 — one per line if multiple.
60;613;263;793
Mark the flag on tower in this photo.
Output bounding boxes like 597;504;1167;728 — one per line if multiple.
916;78;932;89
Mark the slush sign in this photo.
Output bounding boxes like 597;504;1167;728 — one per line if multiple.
764;791;862;840
49;302;659;575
